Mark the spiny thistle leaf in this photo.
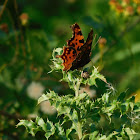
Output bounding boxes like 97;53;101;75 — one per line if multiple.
55;123;67;140
87;67;107;86
45;119;55;139
36;117;47;132
17;49;140;139
16;120;41;136
117;92;126;102
38;94;49;104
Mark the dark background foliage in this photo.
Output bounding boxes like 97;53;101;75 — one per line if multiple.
0;0;140;139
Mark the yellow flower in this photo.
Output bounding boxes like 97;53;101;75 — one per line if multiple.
124;6;134;16
116;4;124;14
109;0;119;9
133;0;140;4
122;0;130;6
132;89;140;103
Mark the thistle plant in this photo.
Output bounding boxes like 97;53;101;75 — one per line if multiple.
17;48;140;140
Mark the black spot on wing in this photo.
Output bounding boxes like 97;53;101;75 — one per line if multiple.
79;39;84;43
77;31;82;35
77;46;81;51
73;49;76;55
68;47;77;56
72;43;75;47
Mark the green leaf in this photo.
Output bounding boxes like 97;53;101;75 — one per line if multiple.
117;92;126;102
66;128;73;139
36;117;47;132
134;102;140;113
124;127;137;140
102;93;109;103
88;67;107;86
51;48;63;71
105;100;117;113
89;131;99;140
75;93;87;103
127;96;135;103
16;120;41;136
55;123;67;140
99;135;107;140
38;94;49;104
106;131;118;140
71;109;78;123
45;119;55;139
57;106;71;116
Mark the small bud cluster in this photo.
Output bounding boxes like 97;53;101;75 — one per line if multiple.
98;38;107;50
109;0;140;16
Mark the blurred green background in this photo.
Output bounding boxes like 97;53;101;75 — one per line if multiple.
0;0;140;139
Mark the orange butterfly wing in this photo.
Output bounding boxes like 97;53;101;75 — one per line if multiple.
57;23;93;71
67;23;84;55
70;29;93;70
58;46;77;71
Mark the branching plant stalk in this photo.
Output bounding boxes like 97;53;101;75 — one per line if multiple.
73;79;83;138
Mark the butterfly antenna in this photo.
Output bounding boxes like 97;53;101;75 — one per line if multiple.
91;35;101;51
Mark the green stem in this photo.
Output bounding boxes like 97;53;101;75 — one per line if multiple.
74;79;81;97
76;121;82;139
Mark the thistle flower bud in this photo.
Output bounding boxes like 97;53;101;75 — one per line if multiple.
98;38;107;50
19;13;29;26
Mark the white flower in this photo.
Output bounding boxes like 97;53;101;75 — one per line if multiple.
27;82;44;100
40;101;57;115
28;113;37;119
79;85;96;98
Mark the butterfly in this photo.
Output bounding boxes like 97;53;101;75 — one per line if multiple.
56;23;93;71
